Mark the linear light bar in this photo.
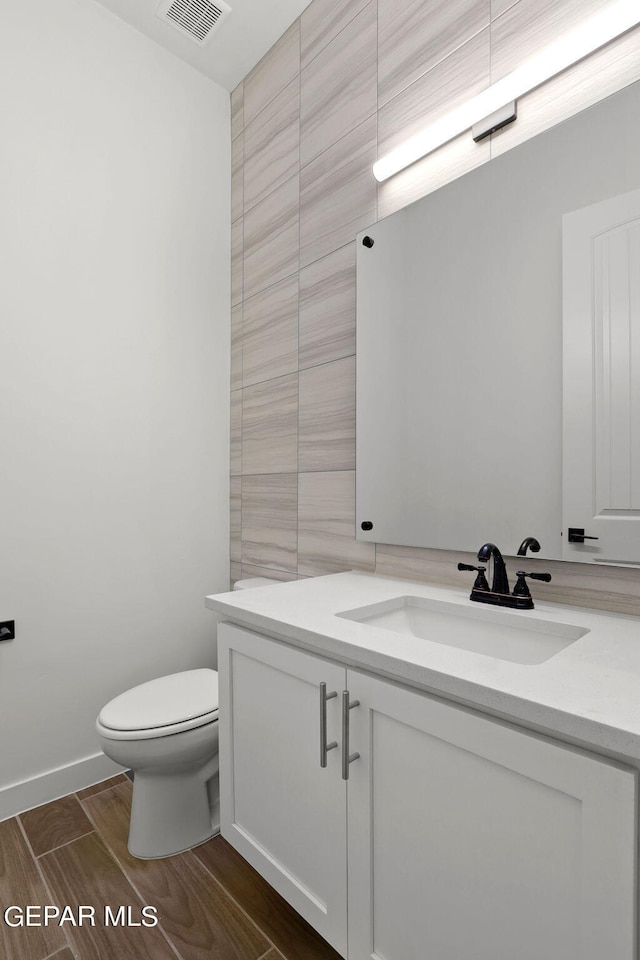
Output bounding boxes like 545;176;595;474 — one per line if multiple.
373;0;640;182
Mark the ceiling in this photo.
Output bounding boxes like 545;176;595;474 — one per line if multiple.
93;0;313;91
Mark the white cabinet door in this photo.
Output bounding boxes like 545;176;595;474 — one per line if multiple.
217;623;348;955
346;671;637;960
563;187;640;563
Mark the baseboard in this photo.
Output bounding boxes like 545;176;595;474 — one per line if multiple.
0;752;123;822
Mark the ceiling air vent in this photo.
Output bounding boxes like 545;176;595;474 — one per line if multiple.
156;0;232;46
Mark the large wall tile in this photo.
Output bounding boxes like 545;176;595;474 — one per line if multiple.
230;476;241;562
301;0;372;69
230;561;242;586
491;0;519;18
244;78;300;213
231;217;243;306
378;29;490;157
300;116;377;268
299;356;355;472
298;471;375;575
241;474;298;571
230;388;242;476
375;543;479;589
231;81;243;141
378;0;489;107
491;0;604;80
376;29;490;217
299;243;355;370
242;373;298;475
231;304;242;391
244;21;300;127
521;558;640;616
241;564;298;582
243;276;298;387
300;1;377;167
243;175;299;300
231;132;243;224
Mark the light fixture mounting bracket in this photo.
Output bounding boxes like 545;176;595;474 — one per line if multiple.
472;101;517;142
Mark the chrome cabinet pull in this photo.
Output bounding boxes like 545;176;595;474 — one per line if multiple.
341;690;360;780
320;682;338;767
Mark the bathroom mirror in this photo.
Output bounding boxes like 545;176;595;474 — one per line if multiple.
356;79;640;564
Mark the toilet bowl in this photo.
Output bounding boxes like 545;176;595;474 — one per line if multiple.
96;577;278;859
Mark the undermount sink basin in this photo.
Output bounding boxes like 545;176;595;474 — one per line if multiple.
337;596;590;665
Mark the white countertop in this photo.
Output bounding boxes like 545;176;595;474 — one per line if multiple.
206;571;640;762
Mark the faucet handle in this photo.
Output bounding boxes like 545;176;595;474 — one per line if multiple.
513;570;552;597
457;562;490;592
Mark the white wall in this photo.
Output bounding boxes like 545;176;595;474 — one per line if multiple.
0;0;230;817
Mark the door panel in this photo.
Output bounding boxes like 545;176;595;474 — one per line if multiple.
347;671;637;960
563;187;640;563
218;623;348;954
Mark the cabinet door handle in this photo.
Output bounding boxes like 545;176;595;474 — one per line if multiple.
320;682;338;768
341;690;360;780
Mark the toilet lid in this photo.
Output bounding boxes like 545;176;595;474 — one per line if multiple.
98;669;218;732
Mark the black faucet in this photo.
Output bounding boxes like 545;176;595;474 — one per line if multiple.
458;542;552;610
477;542;509;594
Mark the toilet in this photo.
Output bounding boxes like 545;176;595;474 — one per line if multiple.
96;576;277;859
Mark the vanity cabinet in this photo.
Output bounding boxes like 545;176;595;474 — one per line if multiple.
217;623;637;960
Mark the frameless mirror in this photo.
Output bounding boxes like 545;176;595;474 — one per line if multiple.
356;79;640;564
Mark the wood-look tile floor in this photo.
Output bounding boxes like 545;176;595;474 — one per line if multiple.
0;776;342;960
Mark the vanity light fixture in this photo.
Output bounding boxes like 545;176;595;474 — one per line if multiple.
373;0;640;182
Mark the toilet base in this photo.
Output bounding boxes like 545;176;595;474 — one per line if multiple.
98;718;220;860
128;763;220;860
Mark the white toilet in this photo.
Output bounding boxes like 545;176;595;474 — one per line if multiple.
96;576;277;859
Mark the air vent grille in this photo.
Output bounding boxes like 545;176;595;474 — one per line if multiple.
157;0;231;45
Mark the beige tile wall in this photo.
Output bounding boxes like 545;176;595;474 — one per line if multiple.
230;0;640;614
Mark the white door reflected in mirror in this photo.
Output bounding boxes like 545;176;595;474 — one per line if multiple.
563;187;640;565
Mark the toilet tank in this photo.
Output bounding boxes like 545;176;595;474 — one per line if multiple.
233;577;280;590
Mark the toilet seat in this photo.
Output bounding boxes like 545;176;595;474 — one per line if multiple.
97;669;218;741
